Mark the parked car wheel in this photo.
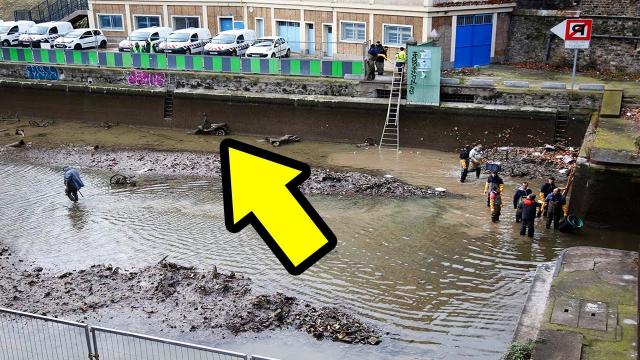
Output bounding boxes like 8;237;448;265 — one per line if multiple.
1;40;10;47
285;49;291;58
231;49;237;56
270;53;276;58
186;48;191;55
99;40;107;49
74;43;82;50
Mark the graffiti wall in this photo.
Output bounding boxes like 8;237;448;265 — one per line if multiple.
26;65;59;80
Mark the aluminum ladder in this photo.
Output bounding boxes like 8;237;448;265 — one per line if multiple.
554;103;570;144
379;66;404;151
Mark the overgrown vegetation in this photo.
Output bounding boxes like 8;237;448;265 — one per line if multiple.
502;339;535;360
0;0;40;20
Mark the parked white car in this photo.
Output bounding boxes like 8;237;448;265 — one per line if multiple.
19;21;73;48
204;29;256;56
0;21;35;47
158;28;211;54
245;36;290;58
119;26;172;52
54;28;107;50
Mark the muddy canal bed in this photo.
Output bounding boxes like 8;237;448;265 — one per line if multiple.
1;146;444;198
0;156;636;359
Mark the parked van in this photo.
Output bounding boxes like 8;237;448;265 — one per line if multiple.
158;28;211;54
19;21;73;48
119;26;172;52
54;28;107;50
0;21;35;47
204;29;256;56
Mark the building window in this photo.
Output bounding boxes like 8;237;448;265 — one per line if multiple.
173;16;199;30
340;21;365;42
457;14;492;26
383;25;412;47
255;18;264;38
135;15;161;29
98;14;124;31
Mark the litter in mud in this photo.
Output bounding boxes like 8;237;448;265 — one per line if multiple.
266;135;301;147
484;145;578;181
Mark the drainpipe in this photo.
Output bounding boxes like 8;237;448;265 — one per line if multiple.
544;32;553;64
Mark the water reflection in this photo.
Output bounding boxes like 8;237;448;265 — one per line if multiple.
67;202;89;230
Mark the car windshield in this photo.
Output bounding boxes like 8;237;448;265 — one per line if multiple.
65;30;85;38
167;33;189;42
254;39;273;47
129;32;150;41
210;34;235;44
0;25;12;33
27;26;48;35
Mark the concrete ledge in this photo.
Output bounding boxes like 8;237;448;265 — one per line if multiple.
441;77;461;85
542;82;567;90
468;78;495;87
344;74;365;81
578;83;606;91
504;80;530;88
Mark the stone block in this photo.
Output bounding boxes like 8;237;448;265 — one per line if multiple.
504;80;530;88
578;83;606;91
441;77;460;85
542;82;567;90
550;296;580;327
578;301;608;331
468;78;495;87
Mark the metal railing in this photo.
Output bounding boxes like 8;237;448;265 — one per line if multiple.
0;307;277;360
14;0;88;23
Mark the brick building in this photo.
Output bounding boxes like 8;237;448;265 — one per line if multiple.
87;0;516;67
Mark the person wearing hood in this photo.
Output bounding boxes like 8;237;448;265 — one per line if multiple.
513;182;532;223
469;145;483;179
544;188;566;230
63;166;84;202
484;171;504;207
519;194;541;238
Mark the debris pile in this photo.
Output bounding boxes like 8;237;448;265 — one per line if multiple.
483;145;578;181
0;248;380;345
304;168;445;197
622;107;640;123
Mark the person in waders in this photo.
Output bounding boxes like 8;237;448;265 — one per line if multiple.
545;188;566;230
459;145;471;183
484;171;504;207
63;166;84;202
489;185;502;222
469;144;483;179
538;176;556;217
519;194;541;238
513;182;532;223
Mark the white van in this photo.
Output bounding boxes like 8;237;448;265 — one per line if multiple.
118;26;172;52
158;28;211;54
204;29;256;56
19;21;73;48
0;21;35;47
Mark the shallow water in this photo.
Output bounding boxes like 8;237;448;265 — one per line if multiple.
0;159;636;360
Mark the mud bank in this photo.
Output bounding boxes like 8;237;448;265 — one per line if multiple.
0;245;380;345
1;146;445;198
483;146;578;182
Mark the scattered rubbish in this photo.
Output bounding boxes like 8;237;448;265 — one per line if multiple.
484;146;578;181
384;174;394;178
0;112;19;124
544;144;555;151
562;155;574;164
7;139;26;148
559;169;569;174
29;120;53;127
194;123;229;136
266;135;301;147
355;137;376;148
97;122;113;130
109;173;137;186
434;187;447;193
15;129;25;137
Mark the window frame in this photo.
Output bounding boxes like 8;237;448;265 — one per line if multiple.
254;17;265;38
171;16;200;30
339;20;366;43
97;13;125;32
382;23;413;48
133;14;162;30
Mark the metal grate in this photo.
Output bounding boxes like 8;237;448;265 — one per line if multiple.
441;93;475;103
375;89;407;99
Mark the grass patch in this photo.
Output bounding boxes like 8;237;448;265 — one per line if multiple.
502;339;535;360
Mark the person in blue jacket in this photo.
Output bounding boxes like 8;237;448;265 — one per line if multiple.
513;182;533;223
63;166;84;202
544;188;566;230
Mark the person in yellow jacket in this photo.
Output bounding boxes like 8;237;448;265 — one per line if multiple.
484;171;505;207
395;47;407;70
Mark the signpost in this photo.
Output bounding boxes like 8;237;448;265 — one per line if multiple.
551;19;593;90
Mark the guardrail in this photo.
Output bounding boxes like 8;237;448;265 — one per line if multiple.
0;47;364;79
0;307;277;360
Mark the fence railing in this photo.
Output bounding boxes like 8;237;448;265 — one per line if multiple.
14;0;88;23
0;47;365;79
0;307;277;360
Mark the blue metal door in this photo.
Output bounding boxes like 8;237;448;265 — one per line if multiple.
277;21;300;52
455;14;492;68
220;18;233;32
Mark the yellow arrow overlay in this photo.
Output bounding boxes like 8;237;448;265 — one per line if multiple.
220;139;337;275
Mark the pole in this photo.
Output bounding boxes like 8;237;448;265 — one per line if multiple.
571;48;578;90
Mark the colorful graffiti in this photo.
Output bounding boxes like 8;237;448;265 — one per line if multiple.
26;65;59;80
128;70;166;87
